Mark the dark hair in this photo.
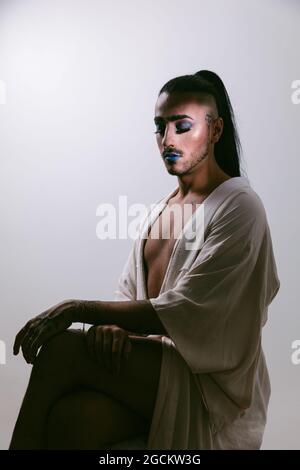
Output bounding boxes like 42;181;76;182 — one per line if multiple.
158;70;243;177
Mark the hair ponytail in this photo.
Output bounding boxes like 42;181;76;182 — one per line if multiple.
158;69;243;177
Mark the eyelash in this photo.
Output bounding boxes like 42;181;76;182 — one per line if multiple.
154;124;192;135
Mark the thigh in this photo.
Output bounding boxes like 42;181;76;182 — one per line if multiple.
36;329;163;421
46;389;148;449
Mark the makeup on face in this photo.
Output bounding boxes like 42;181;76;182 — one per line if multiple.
165;153;181;163
163;147;182;162
155;121;191;163
154;119;193;137
154;112;196;164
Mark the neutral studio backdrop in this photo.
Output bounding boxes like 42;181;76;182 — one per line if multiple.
0;0;299;449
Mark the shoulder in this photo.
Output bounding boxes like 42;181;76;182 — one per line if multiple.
234;187;267;221
217;185;267;223
207;185;269;242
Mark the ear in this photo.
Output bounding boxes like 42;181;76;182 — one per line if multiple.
212;117;224;143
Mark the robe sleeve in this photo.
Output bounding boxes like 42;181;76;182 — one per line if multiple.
149;191;280;377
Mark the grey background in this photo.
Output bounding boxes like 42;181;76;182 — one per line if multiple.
0;0;299;449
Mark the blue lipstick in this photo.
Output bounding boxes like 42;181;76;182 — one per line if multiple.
165;153;181;162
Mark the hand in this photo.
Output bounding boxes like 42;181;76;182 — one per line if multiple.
86;325;132;374
13;299;81;364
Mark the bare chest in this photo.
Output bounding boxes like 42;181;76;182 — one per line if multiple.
143;200;200;298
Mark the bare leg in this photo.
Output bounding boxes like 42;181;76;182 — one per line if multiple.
9;329;162;449
46;389;148;449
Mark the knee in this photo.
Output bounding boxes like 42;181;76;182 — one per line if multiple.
32;329;86;378
39;328;85;357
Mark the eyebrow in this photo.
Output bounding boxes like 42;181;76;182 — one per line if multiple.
154;114;194;124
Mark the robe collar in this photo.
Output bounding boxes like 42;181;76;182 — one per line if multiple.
137;176;250;299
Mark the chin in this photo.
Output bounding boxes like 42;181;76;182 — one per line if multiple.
167;168;186;176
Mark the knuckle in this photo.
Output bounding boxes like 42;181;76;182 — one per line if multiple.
28;323;36;333
103;326;112;334
94;326;103;334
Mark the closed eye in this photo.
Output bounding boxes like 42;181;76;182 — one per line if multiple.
154;121;192;135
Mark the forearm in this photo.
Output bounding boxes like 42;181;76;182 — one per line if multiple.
73;299;168;335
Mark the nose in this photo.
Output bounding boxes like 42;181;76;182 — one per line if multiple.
161;124;174;148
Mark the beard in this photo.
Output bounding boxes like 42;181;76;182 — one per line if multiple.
166;138;210;176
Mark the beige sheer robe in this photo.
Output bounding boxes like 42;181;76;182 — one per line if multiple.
110;176;280;450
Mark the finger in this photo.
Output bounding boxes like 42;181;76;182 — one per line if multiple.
86;327;96;360
21;333;37;364
24;335;41;364
21;327;40;364
95;327;104;368
101;329;113;372
124;338;132;360
13;325;29;355
13;316;45;356
28;328;52;364
23;326;50;364
85;328;92;357
22;321;51;364
28;342;42;364
112;334;125;375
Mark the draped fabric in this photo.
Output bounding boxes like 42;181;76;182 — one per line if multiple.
112;176;280;449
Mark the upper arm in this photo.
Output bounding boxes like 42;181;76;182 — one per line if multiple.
114;239;138;301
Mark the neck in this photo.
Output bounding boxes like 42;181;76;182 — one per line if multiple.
176;160;232;200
